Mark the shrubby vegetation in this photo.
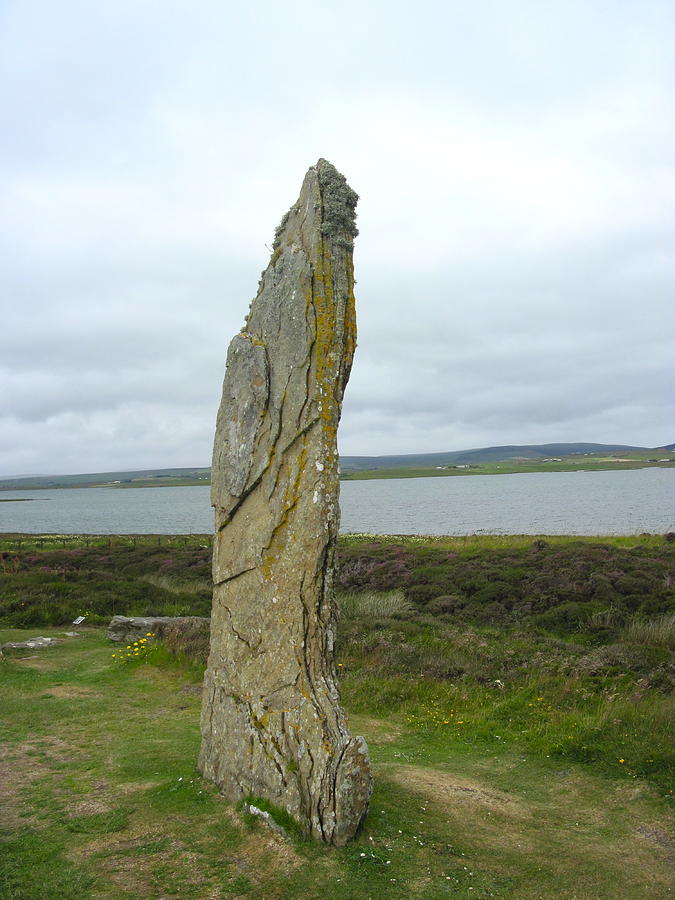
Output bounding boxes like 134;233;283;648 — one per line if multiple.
0;538;212;626
1;532;673;897
1;533;672;792
1;533;672;633
337;535;674;633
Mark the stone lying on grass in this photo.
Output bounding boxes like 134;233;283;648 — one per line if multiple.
2;636;63;650
106;615;210;644
245;804;289;840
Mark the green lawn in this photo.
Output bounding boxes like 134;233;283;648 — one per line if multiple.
1;625;673;899
1;534;673;897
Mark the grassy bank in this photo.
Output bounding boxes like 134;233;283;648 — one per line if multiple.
1;534;673;898
341;463;675;480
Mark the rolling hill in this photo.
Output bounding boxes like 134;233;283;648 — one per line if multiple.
1;442;672;489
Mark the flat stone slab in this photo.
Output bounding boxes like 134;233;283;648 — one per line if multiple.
107;615;210;643
2;636;63;650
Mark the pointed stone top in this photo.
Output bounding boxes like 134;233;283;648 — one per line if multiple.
314;158;359;244
273;159;359;252
202;159;371;845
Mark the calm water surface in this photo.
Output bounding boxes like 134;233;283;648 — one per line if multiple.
0;468;672;535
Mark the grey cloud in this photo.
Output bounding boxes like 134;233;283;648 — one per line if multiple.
1;0;673;474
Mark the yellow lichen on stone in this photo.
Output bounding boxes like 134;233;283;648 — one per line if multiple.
201;160;371;847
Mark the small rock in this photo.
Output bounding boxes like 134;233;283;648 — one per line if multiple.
245;804;289;840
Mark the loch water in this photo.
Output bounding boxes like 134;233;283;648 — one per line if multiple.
0;468;672;536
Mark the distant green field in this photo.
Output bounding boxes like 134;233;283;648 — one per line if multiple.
341;452;675;480
1;444;672;490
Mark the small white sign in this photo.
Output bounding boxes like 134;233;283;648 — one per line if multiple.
72;615;86;625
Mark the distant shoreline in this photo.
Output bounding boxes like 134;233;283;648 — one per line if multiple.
0;460;673;491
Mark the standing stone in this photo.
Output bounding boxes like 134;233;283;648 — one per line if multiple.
199;160;372;845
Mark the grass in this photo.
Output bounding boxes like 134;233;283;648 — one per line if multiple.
141;574;211;595
0;534;673;897
336;612;674;793
0;533;212;552
623;613;675;650
1;627;673;899
339;589;414;619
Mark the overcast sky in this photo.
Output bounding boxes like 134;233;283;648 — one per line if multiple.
1;0;673;476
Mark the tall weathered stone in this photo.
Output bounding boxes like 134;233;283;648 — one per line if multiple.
199;160;372;845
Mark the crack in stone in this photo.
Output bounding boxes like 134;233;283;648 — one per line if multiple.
222;605;260;653
200;159;371;845
213;565;257;588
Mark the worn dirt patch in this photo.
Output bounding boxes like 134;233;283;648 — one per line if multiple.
613;780;659;803
386;763;674;897
46;685;102;699
637;826;675;861
382;762;540;857
10;656;55;669
389;764;531;818
235;819;304;878
0;739;74;831
178;684;203;696
68;798;112;817
30;735;90;762
349;714;401;744
72;825;185;898
117;780;162;796
0;754;42;830
72;807;304;898
206;806;306;880
0;735;94;832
